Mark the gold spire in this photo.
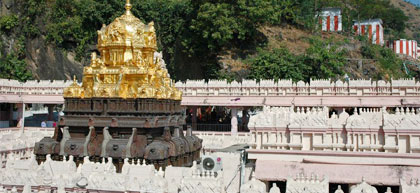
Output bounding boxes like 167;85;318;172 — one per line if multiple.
63;0;182;100
125;0;132;15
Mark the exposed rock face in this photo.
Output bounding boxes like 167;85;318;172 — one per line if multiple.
25;37;84;80
0;0;85;80
0;0;14;16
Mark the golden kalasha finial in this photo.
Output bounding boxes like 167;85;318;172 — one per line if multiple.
125;0;132;15
73;75;77;83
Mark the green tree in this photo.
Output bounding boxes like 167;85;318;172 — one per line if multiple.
303;37;346;79
351;0;408;33
247;48;309;81
361;43;406;79
132;0;193;79
0;0;413;81
0;54;32;81
189;0;295;53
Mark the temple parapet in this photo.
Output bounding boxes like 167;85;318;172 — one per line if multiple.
0;79;72;95
177;78;420;96
2;78;420;97
383;107;420;153
248;106;420;153
391;78;419;95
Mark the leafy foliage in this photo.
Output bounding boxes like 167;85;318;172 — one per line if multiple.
45;0;125;60
0;54;32;81
0;14;32;81
0;15;19;33
303;37;346;79
247;37;346;81
35;0;299;79
247;48;308;81
189;0;295;52
295;0;409;36
0;0;414;81
20;0;46;37
351;0;408;33
361;43;406;79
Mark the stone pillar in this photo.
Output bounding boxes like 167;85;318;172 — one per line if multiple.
242;108;249;131
8;103;13;126
191;107;197;131
16;103;23;122
231;107;238;135
16;103;25;132
47;104;55;127
47;104;55;121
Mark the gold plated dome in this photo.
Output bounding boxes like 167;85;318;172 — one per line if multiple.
64;0;181;100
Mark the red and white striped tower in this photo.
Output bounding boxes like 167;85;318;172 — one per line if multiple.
319;8;342;32
391;39;418;60
417;46;420;60
353;19;384;45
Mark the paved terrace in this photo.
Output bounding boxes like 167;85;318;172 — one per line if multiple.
1;78;420;107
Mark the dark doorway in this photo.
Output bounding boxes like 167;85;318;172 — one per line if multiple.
269;181;286;193
373;185;399;193
330;183;349;193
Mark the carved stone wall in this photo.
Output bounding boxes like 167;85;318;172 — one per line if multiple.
0;153;245;193
176;78;420;97
248;106;420;153
400;178;420;193
350;179;378;193
285;173;329;193
0;79;72;95
0;128;54;167
2;78;420;97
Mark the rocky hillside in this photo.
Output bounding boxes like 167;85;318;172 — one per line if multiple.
23;37;84;80
391;0;420;40
0;0;418;81
0;0;85;80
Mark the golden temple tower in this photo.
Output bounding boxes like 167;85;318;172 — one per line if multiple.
64;0;181;100
36;0;202;170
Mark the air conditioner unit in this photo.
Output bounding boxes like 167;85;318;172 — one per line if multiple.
200;155;223;172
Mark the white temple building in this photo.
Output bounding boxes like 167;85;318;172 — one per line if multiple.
319;8;342;32
353;19;384;45
1;78;420;192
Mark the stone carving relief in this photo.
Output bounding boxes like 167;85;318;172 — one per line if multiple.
269;183;282;193
400;178;420;193
285;173;328;193
240;173;266;193
248;106;291;128
289;107;329;128
384;107;420;130
334;185;345;193
0;153;238;193
248;106;420;153
350;178;378;193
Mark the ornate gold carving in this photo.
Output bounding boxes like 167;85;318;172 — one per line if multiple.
64;76;83;98
63;0;181;100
